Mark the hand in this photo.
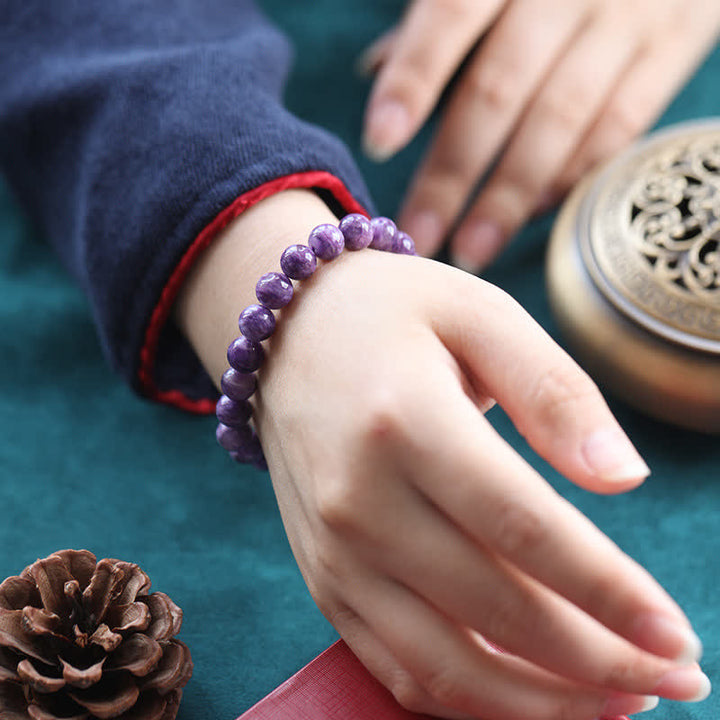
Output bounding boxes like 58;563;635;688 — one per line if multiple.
362;0;720;271
176;191;710;720
258;251;709;719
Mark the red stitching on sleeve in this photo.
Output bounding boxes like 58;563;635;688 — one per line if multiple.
137;171;369;414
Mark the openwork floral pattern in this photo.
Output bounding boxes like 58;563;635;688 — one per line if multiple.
629;138;720;300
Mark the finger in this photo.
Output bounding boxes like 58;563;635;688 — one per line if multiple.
330;606;473;719
341;455;704;700
553;18;720;197
431;272;650;491
390;367;703;669
409;269;704;662
399;0;585;256
452;13;642;269
363;0;504;162
346;572;658;720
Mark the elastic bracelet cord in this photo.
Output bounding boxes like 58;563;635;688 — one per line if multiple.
215;214;417;469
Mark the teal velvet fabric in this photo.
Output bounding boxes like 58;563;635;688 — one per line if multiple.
1;2;718;718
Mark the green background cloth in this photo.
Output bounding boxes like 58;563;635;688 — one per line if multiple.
1;2;717;718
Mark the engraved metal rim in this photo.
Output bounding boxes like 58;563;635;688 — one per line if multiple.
578;119;720;356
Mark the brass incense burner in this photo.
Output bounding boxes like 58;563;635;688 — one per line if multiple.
547;120;720;433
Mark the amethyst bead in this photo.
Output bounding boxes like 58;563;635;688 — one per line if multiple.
230;429;265;466
221;368;257;401
369;217;397;251
219;215;413;469
216;395;252;427
256;272;293;308
239;303;276;342
308;223;345;260
339;214;373;250
216;423;253;452
228;336;264;373
280;244;317;279
393;231;417;255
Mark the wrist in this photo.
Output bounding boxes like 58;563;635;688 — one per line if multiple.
174;189;340;388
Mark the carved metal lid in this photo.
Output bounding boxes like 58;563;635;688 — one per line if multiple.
578;121;720;354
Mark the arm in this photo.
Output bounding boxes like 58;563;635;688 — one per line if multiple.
174;187;709;720
0;0;370;404
1;4;709;717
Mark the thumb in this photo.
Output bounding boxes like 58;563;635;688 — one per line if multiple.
433;271;650;494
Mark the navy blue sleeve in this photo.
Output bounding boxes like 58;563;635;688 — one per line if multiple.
0;0;373;407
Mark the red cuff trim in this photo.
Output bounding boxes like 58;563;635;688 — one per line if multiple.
138;170;369;414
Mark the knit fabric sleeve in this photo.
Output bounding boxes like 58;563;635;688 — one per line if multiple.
0;0;373;409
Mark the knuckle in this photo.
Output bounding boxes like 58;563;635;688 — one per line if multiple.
390;677;430;715
537;88;588;132
465;61;520;114
359;382;409;446
529;364;602;427
493;499;548;557
423;667;467;709
316;383;412;533
316;480;359;532
431;0;472;18
388;59;436;112
490;167;537;210
483;599;523;643
421;151;476;193
308;572;345;619
313;539;347;583
601;658;634;688
602;101;648;144
312;591;338;620
326;605;360;630
581;568;629;621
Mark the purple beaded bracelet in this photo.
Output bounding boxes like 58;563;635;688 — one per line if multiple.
215;214;416;468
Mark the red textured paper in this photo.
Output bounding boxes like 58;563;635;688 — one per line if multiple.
237;641;430;720
237;640;630;720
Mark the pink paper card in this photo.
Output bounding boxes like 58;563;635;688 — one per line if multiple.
237;640;630;720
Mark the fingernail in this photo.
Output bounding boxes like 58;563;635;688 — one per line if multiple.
654;667;711;702
632;613;702;664
603;694;659;717
451;220;503;273
363;99;409;161
402;211;442;255
581;428;650;482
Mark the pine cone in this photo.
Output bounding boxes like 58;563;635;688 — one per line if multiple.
0;550;193;720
